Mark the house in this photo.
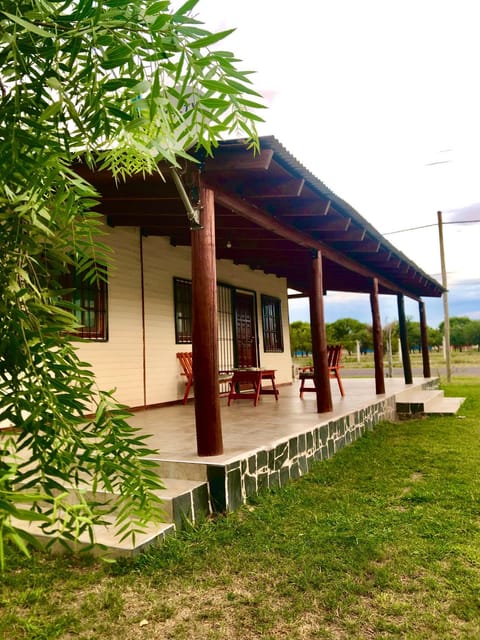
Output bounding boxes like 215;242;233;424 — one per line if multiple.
74;136;443;458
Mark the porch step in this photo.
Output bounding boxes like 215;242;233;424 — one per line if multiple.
12;515;176;558
155;477;210;529
12;476;210;558
396;389;465;416
146;458;208;482
418;395;465;415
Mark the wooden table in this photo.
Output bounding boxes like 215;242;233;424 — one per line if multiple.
227;369;279;406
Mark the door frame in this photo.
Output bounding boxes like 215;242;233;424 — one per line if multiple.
232;288;259;368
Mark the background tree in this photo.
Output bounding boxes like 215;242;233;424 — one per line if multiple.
0;0;263;564
439;317;475;351
390;318;441;353
466;320;480;349
289;321;312;356
427;325;443;350
328;318;372;354
405;320;421;352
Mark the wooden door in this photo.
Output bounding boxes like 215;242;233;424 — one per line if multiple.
235;292;258;368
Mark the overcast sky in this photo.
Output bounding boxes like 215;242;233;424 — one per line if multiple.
182;0;480;327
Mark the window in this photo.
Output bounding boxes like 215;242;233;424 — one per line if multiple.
174;277;192;343
174;278;236;369
63;266;108;340
261;295;284;352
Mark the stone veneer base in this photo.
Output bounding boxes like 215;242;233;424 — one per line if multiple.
206;394;401;514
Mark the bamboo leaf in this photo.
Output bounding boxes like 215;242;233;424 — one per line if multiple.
199;97;231;109
150;14;171;31
239;110;265;122
145;1;171;15
188;29;235;50
2;12;55;38
173;0;200;17
103;78;139;92
199;79;240;95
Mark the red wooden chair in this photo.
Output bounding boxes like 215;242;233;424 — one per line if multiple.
298;345;345;398
176;352;233;404
176;352;194;404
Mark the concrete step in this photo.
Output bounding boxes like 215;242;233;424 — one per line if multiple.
422;396;466;415
145;458;209;482
155;477;210;529
396;389;465;415
12;515;176;558
12;475;211;558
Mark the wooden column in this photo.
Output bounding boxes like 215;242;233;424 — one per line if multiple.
309;250;333;413
419;300;431;378
191;181;223;456
397;294;413;384
370;278;385;394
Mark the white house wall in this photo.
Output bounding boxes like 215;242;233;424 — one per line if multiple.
77;226;145;408
75;225;293;408
142;235;191;406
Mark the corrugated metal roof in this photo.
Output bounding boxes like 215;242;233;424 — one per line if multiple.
216;135;443;298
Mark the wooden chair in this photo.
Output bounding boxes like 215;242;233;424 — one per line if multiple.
176;352;233;404
298;345;345;398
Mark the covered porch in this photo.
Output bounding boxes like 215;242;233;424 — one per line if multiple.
127;375;441;517
76;135;444;460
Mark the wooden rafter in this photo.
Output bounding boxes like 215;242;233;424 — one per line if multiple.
211;185;421;299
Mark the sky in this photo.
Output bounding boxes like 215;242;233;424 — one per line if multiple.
178;0;480;328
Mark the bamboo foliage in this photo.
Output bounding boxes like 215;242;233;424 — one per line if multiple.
0;0;263;566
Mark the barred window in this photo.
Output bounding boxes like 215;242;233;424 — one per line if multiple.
261;295;284;352
174;277;192;344
63;266;108;341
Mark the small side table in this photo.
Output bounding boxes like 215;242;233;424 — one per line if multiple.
227;369;279;406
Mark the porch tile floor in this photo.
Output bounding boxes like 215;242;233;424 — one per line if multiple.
129;376;435;465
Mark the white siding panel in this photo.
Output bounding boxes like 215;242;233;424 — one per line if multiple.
142;237;192;405
74;227;145;407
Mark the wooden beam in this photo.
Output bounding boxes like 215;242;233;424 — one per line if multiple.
204;148;273;171
318;228;366;242
94;180;175;199
370;277;385;394
212;186;418;297
256;199;334;218
419;300;431;378
217;237;307;251
288;292;308;299
310;250;333;413
288;216;352;231
107;214;188;226
397;294;413;385
331;239;380;253
101;196;178;203
239;177;305;198
368;249;392;264
192;181;223;456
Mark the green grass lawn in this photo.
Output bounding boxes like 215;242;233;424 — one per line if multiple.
2;379;480;639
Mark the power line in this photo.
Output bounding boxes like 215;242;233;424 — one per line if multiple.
383;219;480;235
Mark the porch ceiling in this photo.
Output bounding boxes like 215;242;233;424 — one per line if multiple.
75;136;443;300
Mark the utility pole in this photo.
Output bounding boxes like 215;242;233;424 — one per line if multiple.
437;211;451;382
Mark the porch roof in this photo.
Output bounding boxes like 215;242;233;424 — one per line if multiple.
77;135;443;300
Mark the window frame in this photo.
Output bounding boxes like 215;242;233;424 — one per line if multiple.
261;294;284;353
173;277;193;344
63;265;108;341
